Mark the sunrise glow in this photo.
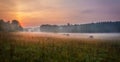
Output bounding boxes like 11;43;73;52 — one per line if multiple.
0;0;120;27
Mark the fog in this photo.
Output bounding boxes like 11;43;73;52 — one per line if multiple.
21;31;120;40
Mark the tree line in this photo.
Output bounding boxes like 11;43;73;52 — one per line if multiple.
0;19;23;32
40;21;120;33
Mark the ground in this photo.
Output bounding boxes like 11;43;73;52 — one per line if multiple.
0;32;120;62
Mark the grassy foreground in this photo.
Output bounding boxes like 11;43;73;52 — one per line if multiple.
0;32;120;62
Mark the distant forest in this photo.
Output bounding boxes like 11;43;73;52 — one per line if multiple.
40;21;120;33
0;19;23;32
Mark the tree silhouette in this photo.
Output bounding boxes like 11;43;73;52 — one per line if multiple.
11;20;23;31
40;21;120;33
0;19;23;32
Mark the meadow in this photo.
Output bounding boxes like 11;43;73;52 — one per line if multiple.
0;32;120;62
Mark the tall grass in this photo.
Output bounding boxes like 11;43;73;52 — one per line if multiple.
0;32;120;62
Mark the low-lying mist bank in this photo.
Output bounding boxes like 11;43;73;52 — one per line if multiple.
3;32;120;40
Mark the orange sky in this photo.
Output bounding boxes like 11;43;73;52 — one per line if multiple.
0;0;120;27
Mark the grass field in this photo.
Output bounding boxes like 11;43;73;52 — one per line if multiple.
0;32;120;62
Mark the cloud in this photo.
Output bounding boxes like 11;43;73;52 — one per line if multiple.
81;10;94;14
0;0;120;26
0;0;16;12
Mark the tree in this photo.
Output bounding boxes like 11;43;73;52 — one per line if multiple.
0;19;6;31
0;19;23;32
11;20;23;31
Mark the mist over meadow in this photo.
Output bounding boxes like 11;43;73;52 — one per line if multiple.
0;0;120;62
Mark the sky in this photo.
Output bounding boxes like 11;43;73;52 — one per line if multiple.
0;0;120;27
